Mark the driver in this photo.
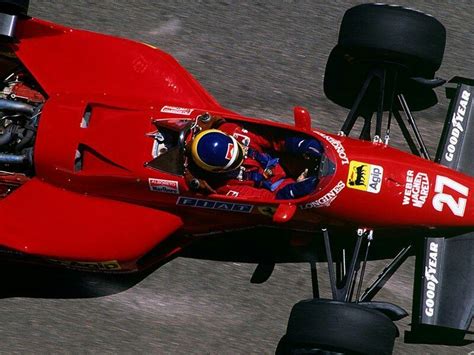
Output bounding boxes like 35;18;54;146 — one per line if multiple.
185;120;324;200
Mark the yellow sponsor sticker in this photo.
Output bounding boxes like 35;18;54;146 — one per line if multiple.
347;161;383;194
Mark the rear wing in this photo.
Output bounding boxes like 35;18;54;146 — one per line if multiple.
436;77;474;171
408;78;474;342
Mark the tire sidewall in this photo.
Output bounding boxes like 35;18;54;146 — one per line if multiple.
338;3;446;73
284;299;397;354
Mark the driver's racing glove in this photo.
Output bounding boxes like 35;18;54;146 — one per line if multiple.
184;168;217;195
276;176;318;200
285;137;324;159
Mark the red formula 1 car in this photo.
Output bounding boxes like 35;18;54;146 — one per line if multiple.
0;1;471;354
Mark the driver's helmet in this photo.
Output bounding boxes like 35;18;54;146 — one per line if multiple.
191;129;244;172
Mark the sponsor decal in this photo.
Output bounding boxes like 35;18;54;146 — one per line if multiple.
258;206;277;217
316;132;349;165
226;190;239;197
432;175;469;217
346;161;383;193
301;180;345;209
160;106;194;115
424;242;439;317
233;132;251;147
225;143;235;160
445;90;471;162
148;178;179;194
403;170;429;208
177;197;253;213
49;259;121;271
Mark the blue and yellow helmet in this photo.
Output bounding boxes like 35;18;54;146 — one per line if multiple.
191;129;244;172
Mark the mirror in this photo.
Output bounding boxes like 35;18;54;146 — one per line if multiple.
273;203;297;223
293;106;312;131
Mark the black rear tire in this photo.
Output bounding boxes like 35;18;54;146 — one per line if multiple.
0;0;29;16
278;299;398;354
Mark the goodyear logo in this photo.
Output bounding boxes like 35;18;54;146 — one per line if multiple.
177;197;253;213
347;161;383;194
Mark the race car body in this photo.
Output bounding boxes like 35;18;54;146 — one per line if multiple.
0;3;471;353
0;16;472;269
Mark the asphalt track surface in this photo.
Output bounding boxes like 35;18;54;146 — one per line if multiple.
0;1;472;354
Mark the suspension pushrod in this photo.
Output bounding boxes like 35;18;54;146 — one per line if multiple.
340;70;376;135
310;261;320;299
360;245;413;302
393;110;421;156
322;228;338;299
397;94;430;159
344;234;364;302
356;238;372;302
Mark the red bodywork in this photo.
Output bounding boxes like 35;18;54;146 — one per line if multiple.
0;17;473;272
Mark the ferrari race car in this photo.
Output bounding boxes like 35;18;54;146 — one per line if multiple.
0;1;471;354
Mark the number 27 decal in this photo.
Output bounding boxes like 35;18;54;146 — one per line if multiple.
432;176;469;217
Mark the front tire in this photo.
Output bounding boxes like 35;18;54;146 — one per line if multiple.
338;3;446;75
0;0;29;16
278;299;398;354
324;3;446;111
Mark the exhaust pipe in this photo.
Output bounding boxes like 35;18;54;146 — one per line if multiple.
0;152;28;164
0;98;34;114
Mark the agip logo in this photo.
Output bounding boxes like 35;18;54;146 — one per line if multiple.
347;161;383;194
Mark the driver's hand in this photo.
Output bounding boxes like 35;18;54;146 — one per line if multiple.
184;169;217;194
297;169;308;182
197;179;217;194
